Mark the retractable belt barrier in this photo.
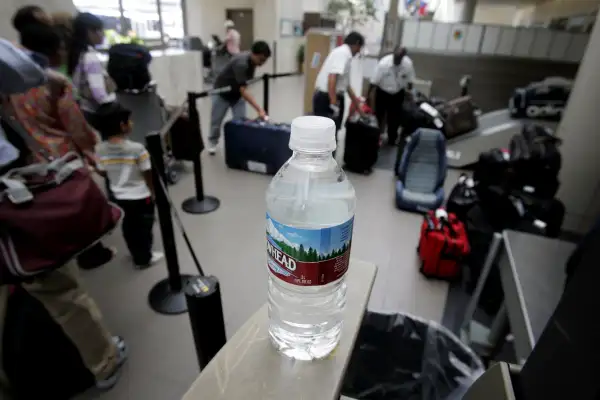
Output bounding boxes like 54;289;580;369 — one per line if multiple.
146;71;299;369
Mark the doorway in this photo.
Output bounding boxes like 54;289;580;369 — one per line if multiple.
226;9;254;51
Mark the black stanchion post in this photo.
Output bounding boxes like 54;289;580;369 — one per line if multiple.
184;276;227;369
273;40;277;75
182;92;221;214
146;131;194;315
263;73;270;115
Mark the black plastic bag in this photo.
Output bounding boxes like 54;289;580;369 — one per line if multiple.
342;312;484;400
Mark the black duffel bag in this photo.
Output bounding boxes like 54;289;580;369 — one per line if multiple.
510;124;562;198
107;43;152;91
473;148;512;188
446;174;479;221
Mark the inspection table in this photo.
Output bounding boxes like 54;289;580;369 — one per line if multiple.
462;230;576;363
182;259;377;400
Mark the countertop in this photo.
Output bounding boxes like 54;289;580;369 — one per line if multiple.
499;230;576;361
182;259;377;400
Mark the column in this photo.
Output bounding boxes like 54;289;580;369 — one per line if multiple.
382;0;400;53
556;11;600;233
458;0;477;23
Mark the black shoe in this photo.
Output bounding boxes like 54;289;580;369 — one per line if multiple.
78;245;117;270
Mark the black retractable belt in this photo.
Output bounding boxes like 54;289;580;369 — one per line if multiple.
146;129;226;368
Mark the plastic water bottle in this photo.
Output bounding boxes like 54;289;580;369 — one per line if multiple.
266;116;356;360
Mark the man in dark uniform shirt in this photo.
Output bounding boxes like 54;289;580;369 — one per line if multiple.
208;40;271;154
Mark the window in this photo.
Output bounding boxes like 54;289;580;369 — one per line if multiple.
73;0;185;48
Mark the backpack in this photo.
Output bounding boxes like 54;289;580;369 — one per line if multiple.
510;124;562;197
107;44;152;91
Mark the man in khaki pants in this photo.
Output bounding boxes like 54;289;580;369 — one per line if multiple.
0;34;127;390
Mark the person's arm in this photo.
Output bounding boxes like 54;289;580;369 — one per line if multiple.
347;86;366;117
239;86;266;118
233;61;266;118
327;74;338;106
326;50;351;106
405;59;416;91
81;51;116;105
137;147;155;198
57;82;99;153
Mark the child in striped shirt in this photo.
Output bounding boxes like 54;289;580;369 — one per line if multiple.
94;102;163;268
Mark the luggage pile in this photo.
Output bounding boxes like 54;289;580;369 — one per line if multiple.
401;75;480;141
444;123;565;313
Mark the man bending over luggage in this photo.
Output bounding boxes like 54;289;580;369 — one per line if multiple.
369;46;415;145
208;40;271;155
312;31;366;133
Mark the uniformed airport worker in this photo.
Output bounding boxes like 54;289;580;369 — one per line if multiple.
369;46;415;145
312;31;366;133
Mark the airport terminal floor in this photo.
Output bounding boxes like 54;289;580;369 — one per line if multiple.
59;76;457;399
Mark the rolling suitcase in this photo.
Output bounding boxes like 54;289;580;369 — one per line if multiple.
343;115;380;174
418;211;470;280
224;119;292;175
436;96;478;139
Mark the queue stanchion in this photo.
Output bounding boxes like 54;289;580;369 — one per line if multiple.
181;91;221;214
184;276;227;369
146;131;195;314
263;73;270;115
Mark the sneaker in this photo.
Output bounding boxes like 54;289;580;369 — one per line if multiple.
207;145;217;155
96;336;128;391
150;251;164;264
135;251;164;269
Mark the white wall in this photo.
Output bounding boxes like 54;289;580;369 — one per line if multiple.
473;4;518;26
303;0;326;13
0;0;76;42
276;0;304;73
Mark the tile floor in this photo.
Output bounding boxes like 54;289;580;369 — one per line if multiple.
8;77;457;399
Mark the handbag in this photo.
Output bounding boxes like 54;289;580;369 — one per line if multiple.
0;152;122;284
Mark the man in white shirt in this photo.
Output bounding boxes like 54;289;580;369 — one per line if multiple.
369;46;415;145
312;31;366;133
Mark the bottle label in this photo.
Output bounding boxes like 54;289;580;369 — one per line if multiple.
266;214;354;286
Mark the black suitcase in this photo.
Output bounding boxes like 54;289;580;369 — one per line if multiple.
224;119;292;175
3;286;95;399
343;115;380;174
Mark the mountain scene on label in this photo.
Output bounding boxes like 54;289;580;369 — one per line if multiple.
267;217;351;262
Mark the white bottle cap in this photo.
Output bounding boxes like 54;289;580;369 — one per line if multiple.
289;116;337;152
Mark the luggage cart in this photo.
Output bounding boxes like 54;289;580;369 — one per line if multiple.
116;84;183;184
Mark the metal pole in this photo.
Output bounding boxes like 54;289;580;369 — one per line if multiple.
273;40;277;75
185;276;227;369
263;73;270;115
146;132;193;315
182;92;221;214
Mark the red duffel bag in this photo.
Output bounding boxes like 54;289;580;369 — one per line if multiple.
418;210;470;280
0;152;123;284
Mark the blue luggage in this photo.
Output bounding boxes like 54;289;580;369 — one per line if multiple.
224;119;292;174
